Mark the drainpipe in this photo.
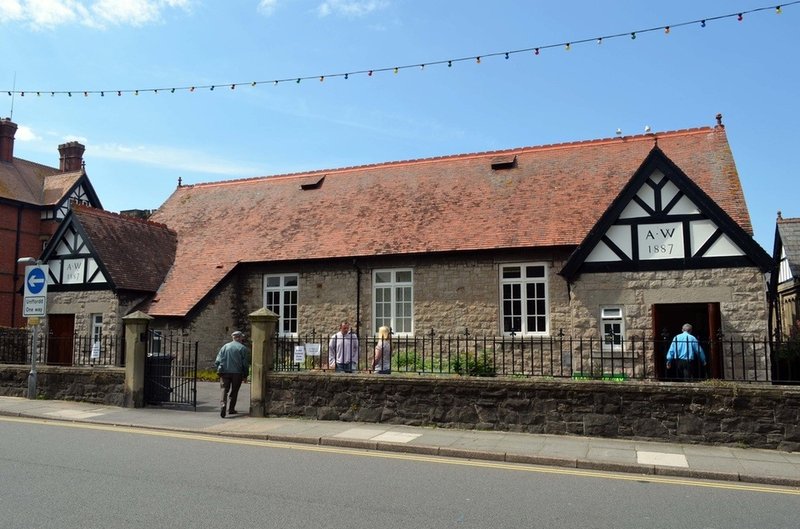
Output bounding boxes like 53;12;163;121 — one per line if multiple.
353;259;361;337
11;204;22;327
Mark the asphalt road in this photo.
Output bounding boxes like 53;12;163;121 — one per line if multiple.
1;418;797;529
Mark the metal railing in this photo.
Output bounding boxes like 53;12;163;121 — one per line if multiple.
0;329;124;367
273;332;800;384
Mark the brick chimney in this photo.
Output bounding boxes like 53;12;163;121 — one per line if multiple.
0;117;17;163
58;141;85;172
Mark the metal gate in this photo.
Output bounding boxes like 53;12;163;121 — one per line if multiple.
144;330;198;409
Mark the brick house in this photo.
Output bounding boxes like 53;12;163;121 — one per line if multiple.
142;117;772;375
0;117;101;328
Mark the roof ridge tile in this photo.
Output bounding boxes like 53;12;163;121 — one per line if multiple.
186;126;719;189
73;203;174;233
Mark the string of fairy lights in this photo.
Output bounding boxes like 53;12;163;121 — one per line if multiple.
4;2;797;98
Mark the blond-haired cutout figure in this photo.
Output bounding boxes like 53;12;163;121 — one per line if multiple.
373;326;392;374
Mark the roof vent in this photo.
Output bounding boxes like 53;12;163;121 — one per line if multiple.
300;175;325;190
490;155;517;170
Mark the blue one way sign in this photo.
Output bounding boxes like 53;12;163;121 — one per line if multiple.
26;267;46;294
23;265;48;317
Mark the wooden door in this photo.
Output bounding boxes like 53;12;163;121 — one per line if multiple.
47;314;75;366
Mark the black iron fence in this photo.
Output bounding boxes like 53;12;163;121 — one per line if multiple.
274;332;800;384
0;328;124;367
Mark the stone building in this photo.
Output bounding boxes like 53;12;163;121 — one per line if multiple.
142;117;773;376
39;204;176;365
0;117;101;327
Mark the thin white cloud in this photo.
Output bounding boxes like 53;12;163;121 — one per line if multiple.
91;0;161;26
63;134;89;144
316;0;389;18
257;0;278;16
91;142;264;176
15;125;41;141
0;0;192;29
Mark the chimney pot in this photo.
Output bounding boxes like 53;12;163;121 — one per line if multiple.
58;141;86;172
0;117;17;163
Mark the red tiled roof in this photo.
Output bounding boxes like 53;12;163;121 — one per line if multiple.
0;155;84;206
72;204;177;292
42;171;83;205
0;157;59;203
148;126;752;317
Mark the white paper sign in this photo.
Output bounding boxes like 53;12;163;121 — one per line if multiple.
293;345;306;364
90;341;101;359
305;343;321;356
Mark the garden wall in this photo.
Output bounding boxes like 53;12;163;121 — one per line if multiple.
0;365;125;405
263;373;800;451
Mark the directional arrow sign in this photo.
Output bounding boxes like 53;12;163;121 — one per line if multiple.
26;267;46;294
23;265;48;316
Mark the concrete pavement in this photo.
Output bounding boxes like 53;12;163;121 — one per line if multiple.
1;381;799;489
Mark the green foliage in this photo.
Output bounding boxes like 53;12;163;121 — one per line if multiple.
196;369;218;382
452;352;497;377
393;349;449;372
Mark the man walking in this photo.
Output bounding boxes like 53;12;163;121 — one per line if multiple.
215;330;250;417
666;323;706;380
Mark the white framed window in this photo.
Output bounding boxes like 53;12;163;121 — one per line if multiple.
264;274;298;336
90;313;103;343
374;269;413;336
500;263;548;335
600;306;625;351
150;330;162;355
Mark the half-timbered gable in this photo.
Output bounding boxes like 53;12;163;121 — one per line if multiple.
43;208;110;289
42;172;102;221
561;146;772;278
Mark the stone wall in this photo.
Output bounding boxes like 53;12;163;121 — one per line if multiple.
49;289;120;337
263;373;800;451
570;267;769;338
0;365;125;405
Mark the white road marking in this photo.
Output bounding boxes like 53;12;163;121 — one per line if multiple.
637;450;688;467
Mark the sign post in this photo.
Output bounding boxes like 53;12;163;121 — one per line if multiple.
23;264;48;399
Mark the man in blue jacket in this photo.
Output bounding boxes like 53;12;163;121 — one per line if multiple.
215;330;250;418
666;323;706;381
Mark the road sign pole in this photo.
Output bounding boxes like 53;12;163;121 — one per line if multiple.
28;322;38;399
20;263;48;399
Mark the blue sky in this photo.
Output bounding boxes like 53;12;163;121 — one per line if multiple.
1;1;797;251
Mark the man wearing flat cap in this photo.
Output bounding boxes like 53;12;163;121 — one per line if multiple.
214;330;250;418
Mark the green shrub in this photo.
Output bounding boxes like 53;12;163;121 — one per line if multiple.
452;353;496;377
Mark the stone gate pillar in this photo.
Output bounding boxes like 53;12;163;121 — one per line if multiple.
122;311;153;408
248;308;278;417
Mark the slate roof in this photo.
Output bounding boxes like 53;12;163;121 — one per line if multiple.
71;204;177;292
147;125;753;317
0;156;83;206
777;217;800;280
